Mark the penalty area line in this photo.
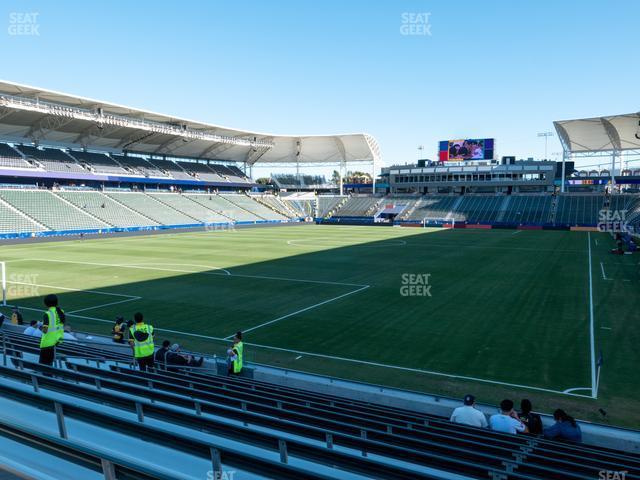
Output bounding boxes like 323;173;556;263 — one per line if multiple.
224;284;371;339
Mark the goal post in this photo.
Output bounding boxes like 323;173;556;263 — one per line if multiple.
421;217;455;229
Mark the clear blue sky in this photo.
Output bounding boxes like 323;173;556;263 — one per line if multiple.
1;0;638;176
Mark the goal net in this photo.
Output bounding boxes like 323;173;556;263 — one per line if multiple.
421;217;456;229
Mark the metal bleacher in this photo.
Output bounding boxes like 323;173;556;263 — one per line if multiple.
0;330;638;479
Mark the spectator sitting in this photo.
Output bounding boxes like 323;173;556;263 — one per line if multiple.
157;343;203;368
544;409;582;442
518;399;543;435
23;320;43;337
11;307;24;325
154;340;171;364
490;399;526;434
449;394;488;428
112;316;126;343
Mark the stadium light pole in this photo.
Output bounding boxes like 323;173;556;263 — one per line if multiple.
537;132;554;160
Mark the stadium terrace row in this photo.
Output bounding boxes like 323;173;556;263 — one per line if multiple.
0;142;253;185
0;189;639;237
0;188;298;235
1;329;639;480
327;193;640;230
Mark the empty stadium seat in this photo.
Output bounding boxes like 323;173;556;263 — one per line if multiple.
15;145;87;173
105;192;199;225
0;189;109;231
56;190;159;227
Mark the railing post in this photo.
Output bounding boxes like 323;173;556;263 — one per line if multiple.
31;375;39;393
135;402;144;422
278;439;288;464
194;401;202;415
325;433;333;449
147;380;154;403
95;378;102;390
210;447;222;478
54;402;67;439
2;334;6;366
100;459;116;480
361;430;367;457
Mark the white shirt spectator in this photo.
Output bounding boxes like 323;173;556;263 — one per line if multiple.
490;414;525;434
450;406;488;428
23;325;41;337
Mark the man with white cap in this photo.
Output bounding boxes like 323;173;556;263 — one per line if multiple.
449;394;488;428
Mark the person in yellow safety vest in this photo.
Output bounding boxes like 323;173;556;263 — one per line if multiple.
227;331;243;375
128;312;155;371
39;294;65;366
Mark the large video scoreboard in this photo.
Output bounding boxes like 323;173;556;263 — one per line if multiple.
438;138;494;162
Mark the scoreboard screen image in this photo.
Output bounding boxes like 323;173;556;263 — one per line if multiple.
439;138;494;162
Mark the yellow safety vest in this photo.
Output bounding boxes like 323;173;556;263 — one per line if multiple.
233;341;243;373
129;323;154;358
40;307;64;349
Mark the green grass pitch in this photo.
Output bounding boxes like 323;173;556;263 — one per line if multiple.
1;225;638;428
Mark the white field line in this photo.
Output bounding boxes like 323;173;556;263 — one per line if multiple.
128;263;231;275
287;239;407;248
599;261;610;281
512;230;522;235
3;304;594;399
224;284;370;339
563;387;591;394
588;232;597;399
8;258;367;288
600;326;612;331
67;297;141;314
6;280;142;315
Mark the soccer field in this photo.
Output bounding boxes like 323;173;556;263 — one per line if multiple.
1;225;638;428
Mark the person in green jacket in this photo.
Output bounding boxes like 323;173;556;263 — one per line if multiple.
39;294;65;366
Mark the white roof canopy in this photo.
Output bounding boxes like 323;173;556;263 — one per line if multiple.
0;80;380;165
554;112;640;153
